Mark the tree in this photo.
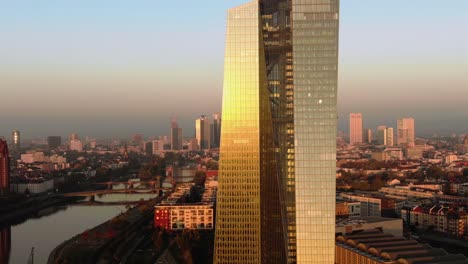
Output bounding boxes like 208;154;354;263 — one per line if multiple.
463;168;468;177
96;167;109;177
426;165;444;180
193;171;207;186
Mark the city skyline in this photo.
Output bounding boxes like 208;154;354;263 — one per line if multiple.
1;0;467;138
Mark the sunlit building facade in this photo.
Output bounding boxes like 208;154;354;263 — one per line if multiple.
195;115;211;150
397;117;415;147
386;127;394;146
210;113;221;148
215;0;339;263
214;1;285;262
350;113;363;145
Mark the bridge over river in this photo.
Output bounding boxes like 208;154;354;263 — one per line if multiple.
64;177;176;198
63;187;174;197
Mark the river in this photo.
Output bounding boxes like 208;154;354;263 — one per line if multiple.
1;192;159;264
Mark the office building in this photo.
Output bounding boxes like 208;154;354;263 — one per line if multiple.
152;139;165;156
69;140;83;152
195;115;210;150
210;113;221;148
131;134;143;145
397;117;415;147
11;129;20;151
154;181;217;230
376;126;387;145
214;0;340;263
47;136;62;150
69;132;79;141
0;140;10;195
364;128;372;144
170;119;183;150
386;127;394;147
350;113;363;145
144;141;153;156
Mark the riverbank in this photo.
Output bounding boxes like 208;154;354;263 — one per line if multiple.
48;195;167;264
0;194;81;228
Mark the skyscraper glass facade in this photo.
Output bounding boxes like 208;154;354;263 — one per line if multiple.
215;0;339;263
291;1;339;262
196;115;211;150
214;2;285;263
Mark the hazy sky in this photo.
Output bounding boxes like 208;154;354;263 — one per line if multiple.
0;0;467;139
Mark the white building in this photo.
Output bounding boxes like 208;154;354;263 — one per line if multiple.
10;179;54;194
154;180;217;230
340;193;382;217
155;204;214;230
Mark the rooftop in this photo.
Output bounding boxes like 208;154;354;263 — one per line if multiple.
336;229;468;264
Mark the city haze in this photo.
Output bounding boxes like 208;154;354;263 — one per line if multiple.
1;0;467;138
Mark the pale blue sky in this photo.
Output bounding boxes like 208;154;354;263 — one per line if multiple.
0;0;467;138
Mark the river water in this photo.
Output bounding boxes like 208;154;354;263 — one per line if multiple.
1;192;158;264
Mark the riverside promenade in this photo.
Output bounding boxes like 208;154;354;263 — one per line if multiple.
48;194;168;264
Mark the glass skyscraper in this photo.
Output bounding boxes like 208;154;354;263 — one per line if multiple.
215;0;339;263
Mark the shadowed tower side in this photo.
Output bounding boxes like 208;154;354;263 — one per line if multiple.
214;1;286;263
262;0;340;262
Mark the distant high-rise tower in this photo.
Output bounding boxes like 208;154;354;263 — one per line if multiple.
131;134;143;145
69;133;79;141
195;115;210;150
0;140;10;195
349;113;363;145
170;119;183;150
376;126;387;145
210;113;221;148
397;118;415;147
215;0;340;263
11;130;20;151
386;127;394;146
364;128;373;144
47;136;62;150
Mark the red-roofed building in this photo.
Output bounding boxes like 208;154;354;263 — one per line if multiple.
402;205;468;237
